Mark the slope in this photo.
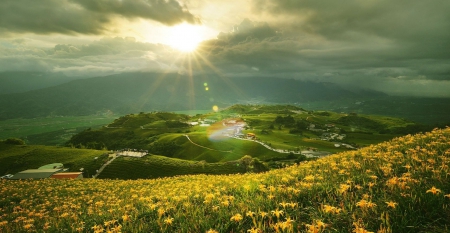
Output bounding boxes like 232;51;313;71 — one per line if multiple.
1;128;449;232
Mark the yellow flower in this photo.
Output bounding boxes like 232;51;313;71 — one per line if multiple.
271;209;284;218
279;202;289;208
322;205;342;214
157;208;166;217
221;200;230;207
230;213;243;222
259;211;268;218
356;200;368;208
246;211;255;217
247;227;261;233
206;229;218;233
122;214;130;222
339;184;351;194
385;201;397;209
284;217;295;226
426;186;441;195
24;223;34;229
444;194;450;198
164;217;174;225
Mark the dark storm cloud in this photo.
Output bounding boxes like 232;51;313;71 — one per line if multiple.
0;37;180;77
252;1;450;41
196;13;450;96
0;0;199;35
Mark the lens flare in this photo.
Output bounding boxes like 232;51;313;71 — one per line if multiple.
212;105;219;112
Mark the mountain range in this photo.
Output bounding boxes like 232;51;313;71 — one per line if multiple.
0;72;449;124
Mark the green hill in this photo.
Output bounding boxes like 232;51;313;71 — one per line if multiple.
0;141;107;177
97;155;268;179
0;139;269;179
67;105;434;164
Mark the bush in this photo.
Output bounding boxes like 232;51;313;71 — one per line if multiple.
5;138;25;145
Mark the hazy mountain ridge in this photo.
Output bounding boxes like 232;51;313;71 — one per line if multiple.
0;71;79;94
0;72;381;120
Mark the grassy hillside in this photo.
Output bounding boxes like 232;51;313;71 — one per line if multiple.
67;105;434;163
0;115;118;146
1;128;449;232
0;142;108;177
97;155;262;179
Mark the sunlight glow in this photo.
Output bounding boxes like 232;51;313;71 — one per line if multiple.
167;23;205;52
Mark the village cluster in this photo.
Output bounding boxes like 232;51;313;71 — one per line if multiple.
115;148;148;158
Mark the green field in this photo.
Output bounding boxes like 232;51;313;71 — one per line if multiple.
0;115;118;145
0;142;108;177
97;155;251;179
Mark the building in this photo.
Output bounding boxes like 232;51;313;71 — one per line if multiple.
51;172;83;179
38;163;64;170
247;133;256;139
10;169;62;180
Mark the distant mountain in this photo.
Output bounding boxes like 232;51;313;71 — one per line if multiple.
0;72;78;94
0;72;383;120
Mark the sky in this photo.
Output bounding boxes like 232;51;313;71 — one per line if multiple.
1;0;450;97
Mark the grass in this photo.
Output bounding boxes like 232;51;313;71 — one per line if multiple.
0;142;108;177
0;115;117;145
97;155;247;179
0;127;449;232
146;132;286;162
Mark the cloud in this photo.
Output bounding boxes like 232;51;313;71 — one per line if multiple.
194;16;450;97
0;36;183;77
1;0;450;98
0;0;199;35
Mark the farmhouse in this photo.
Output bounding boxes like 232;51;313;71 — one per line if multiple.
10;169;62;180
51;172;83;179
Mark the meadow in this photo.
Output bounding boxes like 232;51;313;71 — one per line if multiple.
1;127;449;232
0;115;118;146
0;142;108;177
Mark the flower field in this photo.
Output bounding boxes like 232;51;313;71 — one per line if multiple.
1;128;450;232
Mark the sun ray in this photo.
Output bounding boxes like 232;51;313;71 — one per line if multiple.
193;50;248;100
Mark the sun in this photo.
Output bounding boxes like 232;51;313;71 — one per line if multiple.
167;23;205;52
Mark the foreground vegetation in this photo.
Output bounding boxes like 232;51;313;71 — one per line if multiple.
1;127;450;232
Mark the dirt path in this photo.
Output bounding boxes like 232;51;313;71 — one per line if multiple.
93;154;118;178
183;135;233;153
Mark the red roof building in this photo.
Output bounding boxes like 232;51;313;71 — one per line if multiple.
50;172;83;179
